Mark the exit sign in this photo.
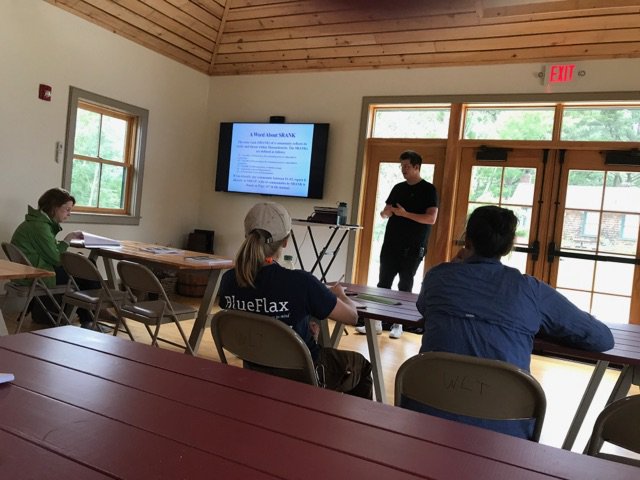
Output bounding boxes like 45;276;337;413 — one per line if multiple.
543;63;578;85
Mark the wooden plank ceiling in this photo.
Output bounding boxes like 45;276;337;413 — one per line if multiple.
46;0;640;76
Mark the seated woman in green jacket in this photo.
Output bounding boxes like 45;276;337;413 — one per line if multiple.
11;187;93;326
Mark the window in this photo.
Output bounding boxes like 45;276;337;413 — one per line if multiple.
561;105;640;141
463;105;555;140
622;214;639;241
581;211;600;237
370;106;450;138
63;87;148;225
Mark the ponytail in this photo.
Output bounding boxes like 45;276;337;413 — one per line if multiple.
235;230;288;288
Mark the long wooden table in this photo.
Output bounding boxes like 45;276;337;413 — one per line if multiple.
336;283;640;451
534;324;640;450
323;283;423;403
0;326;637;479
0;259;55;336
81;240;233;355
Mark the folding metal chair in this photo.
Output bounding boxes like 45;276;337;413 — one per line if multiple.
116;260;196;354
395;351;547;442
211;309;318;386
58;251;126;331
585;394;640;467
2;242;66;333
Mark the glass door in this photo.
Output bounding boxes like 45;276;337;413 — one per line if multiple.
547;150;640;324
453;147;553;277
354;140;445;291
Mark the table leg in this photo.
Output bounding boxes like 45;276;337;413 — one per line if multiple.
320;229;351;282
186;269;225;355
329;322;344;349
581;364;634;454
318;317;331;347
290;229;305;271
317;318;345;350
561;360;609;450
365;318;386;403
0;309;8;336
309;227;340;282
90;251;117;289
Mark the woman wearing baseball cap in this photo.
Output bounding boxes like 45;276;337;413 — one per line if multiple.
218;201;372;399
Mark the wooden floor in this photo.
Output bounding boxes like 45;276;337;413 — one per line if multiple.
4;297;639;459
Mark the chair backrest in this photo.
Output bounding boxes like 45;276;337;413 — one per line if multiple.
395;352;546;441
2;242;32;266
586;394;640;467
60;251;105;283
116;260;165;297
211;309;318;386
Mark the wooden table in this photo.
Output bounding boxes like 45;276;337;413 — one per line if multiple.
0;259;55;336
0;327;637;480
336;283;640;452
323;283;423;403
534;323;640;450
80;240;233;355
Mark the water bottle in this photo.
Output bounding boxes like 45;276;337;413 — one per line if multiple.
282;254;295;270
337;202;347;225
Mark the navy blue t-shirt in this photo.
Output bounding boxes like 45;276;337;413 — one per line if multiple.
218;263;337;360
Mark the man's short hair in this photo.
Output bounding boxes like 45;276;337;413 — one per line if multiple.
466;206;518;258
399;150;422;167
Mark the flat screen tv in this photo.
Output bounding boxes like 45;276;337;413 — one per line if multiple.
215;122;329;199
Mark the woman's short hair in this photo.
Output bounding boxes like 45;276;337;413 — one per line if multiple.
465;206;518;258
38;188;76;218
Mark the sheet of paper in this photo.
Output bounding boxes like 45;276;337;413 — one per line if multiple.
140;247;181;255
81;232;121;247
184;256;229;264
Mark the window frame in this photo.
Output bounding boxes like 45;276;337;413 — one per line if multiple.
63;87;148;225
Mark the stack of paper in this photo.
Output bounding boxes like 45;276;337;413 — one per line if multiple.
81;232;121;247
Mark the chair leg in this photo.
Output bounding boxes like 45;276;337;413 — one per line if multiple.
13;284;37;334
143;324;157;346
149;322;162;348
173;317;194;355
56;302;76;327
113;314;135;341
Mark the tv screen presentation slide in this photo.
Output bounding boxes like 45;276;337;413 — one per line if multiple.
228;123;314;197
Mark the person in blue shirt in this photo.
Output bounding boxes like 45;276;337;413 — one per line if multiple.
411;205;614;438
219;202;372;399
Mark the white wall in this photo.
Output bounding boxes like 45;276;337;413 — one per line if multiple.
202;60;640;274
0;0;210;248
4;1;640;280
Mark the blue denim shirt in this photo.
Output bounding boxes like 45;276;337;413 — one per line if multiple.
413;256;614;439
417;256;614;372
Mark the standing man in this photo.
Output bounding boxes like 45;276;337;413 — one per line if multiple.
356;150;438;338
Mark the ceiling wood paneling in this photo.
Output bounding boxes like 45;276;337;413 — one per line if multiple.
45;0;640;76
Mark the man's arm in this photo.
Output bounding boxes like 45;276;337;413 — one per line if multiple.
390;205;438;225
536;280;614;351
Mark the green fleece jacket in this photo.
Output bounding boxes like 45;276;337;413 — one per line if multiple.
11;206;69;287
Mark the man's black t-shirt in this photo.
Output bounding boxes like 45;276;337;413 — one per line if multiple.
383;179;438;252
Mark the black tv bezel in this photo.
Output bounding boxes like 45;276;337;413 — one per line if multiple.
215;122;329;199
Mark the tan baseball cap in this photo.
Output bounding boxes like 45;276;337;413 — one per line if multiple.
244;202;291;243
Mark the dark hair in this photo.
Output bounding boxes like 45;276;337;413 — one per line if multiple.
38;188;76;218
465;206;518;258
399;150;422;167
